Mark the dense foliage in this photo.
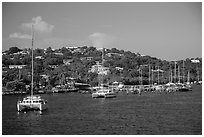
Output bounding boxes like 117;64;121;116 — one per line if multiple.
2;46;202;91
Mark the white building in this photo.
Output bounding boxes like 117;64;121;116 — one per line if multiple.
9;65;27;69
35;56;44;59
89;63;110;75
191;59;200;63
106;52;123;57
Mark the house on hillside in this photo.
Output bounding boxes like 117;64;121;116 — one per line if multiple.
115;67;124;71
9;65;27;69
54;52;63;56
48;65;58;69
89;62;110;75
106;53;123;57
63;59;73;65
35;56;44;59
80;57;94;61
191;59;200;63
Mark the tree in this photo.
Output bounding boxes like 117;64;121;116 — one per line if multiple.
6;80;26;91
46;47;53;54
34;48;44;56
8;47;22;54
110;48;120;53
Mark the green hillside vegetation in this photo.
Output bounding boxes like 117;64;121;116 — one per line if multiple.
2;46;202;92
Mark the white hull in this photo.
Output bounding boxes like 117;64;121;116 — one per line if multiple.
17;95;47;112
104;93;116;98
17;102;47;112
92;89;116;98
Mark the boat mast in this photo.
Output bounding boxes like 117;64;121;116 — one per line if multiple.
141;67;143;85
149;64;151;85
157;66;159;85
169;70;170;83
101;46;104;88
151;66;153;85
182;60;185;83
31;24;34;97
174;61;177;83
171;70;172;83
178;65;180;83
187;71;190;84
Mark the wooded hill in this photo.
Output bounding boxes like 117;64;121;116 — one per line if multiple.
2;46;202;91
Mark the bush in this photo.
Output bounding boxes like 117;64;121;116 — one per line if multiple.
6;81;26;91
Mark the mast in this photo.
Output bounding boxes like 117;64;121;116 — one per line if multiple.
141;67;143;85
152;66;154;85
178;65;180;83
149;64;151;85
169;70;170;83
157;66;159;85
161;71;163;84
182;60;185;83
101;47;104;88
174;61;177;83
31;24;34;97
187;71;190;84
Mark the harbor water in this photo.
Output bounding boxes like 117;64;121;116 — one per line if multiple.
2;85;202;135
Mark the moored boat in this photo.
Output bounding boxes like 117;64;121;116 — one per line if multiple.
178;84;192;92
92;88;116;98
17;95;47;112
17;24;48;112
91;46;116;99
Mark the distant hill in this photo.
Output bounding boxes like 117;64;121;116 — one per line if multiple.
2;46;202;88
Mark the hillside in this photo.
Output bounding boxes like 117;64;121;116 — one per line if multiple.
2;46;202;91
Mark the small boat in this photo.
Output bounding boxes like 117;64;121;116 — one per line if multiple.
17;95;47;111
92;87;116;98
178;84;192;92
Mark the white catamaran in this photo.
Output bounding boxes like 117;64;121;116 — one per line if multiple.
17;24;47;112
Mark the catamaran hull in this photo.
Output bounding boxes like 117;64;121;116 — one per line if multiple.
178;88;191;92
104;94;116;98
92;93;116;98
92;93;105;98
17;103;47;112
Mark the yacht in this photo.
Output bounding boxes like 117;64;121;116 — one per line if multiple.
17;95;47;111
92;87;116;98
17;24;47;112
91;47;116;98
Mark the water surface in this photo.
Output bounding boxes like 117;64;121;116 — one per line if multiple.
2;85;202;135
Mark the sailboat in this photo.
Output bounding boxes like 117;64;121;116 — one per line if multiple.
92;47;116;98
17;24;48;112
178;70;192;92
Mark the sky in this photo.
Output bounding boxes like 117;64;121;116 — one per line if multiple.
2;2;202;61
